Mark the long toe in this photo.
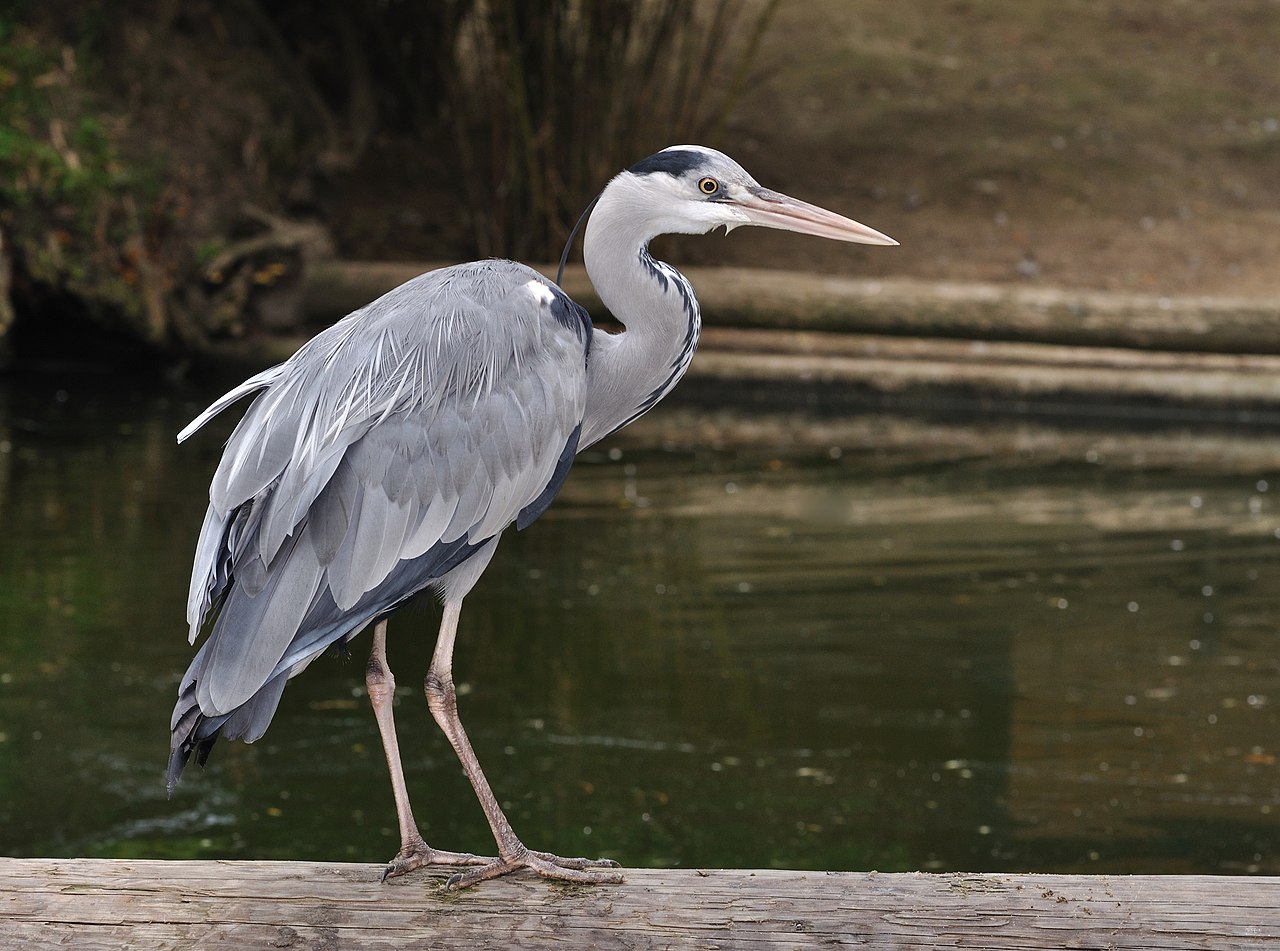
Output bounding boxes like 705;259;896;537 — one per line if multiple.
444;849;624;891
382;838;494;881
429;848;495;867
529;850;620;870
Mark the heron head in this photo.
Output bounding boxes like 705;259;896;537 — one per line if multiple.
624;145;897;246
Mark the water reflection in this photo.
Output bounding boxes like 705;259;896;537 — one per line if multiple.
0;373;1276;874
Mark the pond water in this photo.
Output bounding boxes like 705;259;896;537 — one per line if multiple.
0;372;1277;876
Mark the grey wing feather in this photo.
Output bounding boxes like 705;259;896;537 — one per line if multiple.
178;262;591;717
195;532;325;713
185;505;231;640
177;363;288;444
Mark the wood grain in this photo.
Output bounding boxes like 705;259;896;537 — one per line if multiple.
2;858;1277;950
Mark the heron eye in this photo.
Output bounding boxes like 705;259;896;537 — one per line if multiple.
698;177;720;196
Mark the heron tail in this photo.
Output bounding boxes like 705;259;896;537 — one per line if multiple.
166;671;289;795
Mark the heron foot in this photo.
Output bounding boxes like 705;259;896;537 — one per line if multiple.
382;834;494;881
443;846;623;890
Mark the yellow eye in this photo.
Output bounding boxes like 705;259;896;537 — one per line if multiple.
698;177;720;195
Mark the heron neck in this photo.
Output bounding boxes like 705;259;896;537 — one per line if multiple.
579;183;702;449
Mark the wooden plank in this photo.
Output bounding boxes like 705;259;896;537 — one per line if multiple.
1;858;1277;950
692;327;1280;411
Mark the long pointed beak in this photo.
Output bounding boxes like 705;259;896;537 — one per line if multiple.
734;186;898;246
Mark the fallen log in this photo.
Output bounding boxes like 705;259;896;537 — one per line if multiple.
300;260;1280;354
204;324;1280;423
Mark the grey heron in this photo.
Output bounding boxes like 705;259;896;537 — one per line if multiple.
168;145;895;888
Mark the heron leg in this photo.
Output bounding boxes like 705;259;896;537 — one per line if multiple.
365;619;491;879
424;598;623;890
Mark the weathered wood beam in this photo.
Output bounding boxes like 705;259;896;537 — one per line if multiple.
205;323;1280;419
300;261;1280;354
2;858;1276;950
692;326;1280;412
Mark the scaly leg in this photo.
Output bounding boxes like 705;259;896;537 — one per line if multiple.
423;599;623;890
365;619;492;879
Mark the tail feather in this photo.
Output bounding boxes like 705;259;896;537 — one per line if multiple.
167;692;223;795
166;532;493;793
166;670;290;795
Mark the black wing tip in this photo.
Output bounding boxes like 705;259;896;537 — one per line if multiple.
165;747;189;798
165;735;218;796
167;701;221;796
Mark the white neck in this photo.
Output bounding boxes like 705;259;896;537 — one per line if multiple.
578;174;703;449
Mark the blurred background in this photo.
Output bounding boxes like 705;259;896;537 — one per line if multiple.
0;1;1278;876
2;0;1278;358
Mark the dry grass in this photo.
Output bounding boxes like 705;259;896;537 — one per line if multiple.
441;0;779;260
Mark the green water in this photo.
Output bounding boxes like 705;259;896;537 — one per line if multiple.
0;374;1277;875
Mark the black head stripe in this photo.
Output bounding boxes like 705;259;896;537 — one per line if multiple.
628;149;705;178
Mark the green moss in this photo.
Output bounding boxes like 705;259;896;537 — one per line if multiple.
0;24;166;340
195;240;226;267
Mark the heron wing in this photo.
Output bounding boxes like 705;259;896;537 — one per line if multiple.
181;262;592;715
